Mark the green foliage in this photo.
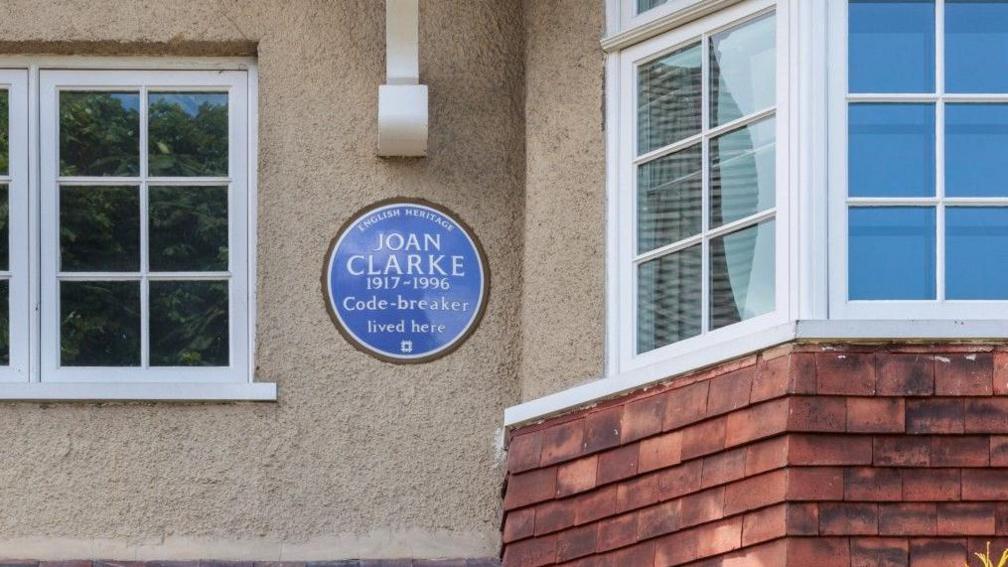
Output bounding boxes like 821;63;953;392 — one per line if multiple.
0;184;9;270
59;92;140;177
148;94;228;177
54;92;231;367
0;281;8;365
60;281;140;366
0;184;8;365
59;186;139;271
150;281;228;366
149;186;228;271
0;90;8;175
0;90;8;365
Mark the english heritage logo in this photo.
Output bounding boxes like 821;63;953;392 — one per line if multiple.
323;199;489;363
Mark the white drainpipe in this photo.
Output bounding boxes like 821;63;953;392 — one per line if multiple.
378;0;428;157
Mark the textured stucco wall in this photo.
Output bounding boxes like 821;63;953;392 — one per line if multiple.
0;0;524;560
519;1;607;401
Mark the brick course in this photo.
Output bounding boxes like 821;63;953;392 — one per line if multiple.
503;342;1008;566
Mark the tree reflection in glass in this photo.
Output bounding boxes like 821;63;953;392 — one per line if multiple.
0;184;8;271
149;186;228;271
59;185;140;272
148;93;228;177
0;90;8;176
59;92;140;177
150;281;228;366
0;280;7;365
60;281;140;366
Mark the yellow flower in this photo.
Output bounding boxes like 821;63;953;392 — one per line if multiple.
966;541;1008;567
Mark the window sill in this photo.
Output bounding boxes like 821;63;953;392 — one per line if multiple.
0;381;277;401
504;319;1008;427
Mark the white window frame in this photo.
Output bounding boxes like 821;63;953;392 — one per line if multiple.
620;0;709;31
827;0;1008;320
0;69;30;383
0;57;273;401
40;69;250;383
605;0;749;51
611;0;792;376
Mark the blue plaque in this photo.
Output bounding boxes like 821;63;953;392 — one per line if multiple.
324;200;489;362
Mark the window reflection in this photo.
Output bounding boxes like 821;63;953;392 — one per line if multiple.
634;11;777;354
946;208;1008;299
710;119;775;228
0;90;8;176
849;103;935;198
849;0;935;93
946;0;1008;93
638;43;702;154
59;185;140;272
710;221;774;330
150;281;229;366
945;104;1008;197
60;281;140;366
710;13;775;127
849;207;936;300
638;144;702;253
148;92;228;177
149;186;228;271
59;92;140;177
638;245;702;353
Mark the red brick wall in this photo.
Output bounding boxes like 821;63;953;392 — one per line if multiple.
501;343;1008;566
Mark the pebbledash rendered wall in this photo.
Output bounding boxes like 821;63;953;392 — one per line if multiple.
519;0;606;402
0;0;578;561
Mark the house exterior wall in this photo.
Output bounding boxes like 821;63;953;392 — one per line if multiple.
13;1;1003;566
501;342;1008;566
0;0;535;560
520;1;608;402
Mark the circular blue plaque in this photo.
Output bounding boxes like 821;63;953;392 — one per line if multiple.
324;200;489;363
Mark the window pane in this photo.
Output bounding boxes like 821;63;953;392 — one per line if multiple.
0;90;7;176
0;184;7;271
710;13;775;127
149;186;228;271
0;280;7;366
638;43;702;154
711;118;775;228
849;207;936;300
60;281;140;366
60;185;140;272
149;92;228;177
947;0;1008;93
849;104;935;197
150;281;228;366
638;245;702;353
59;92;139;177
946;104;1008;197
638;144;702;253
946;207;1008;299
710;221;775;330
849;0;935;93
637;0;669;14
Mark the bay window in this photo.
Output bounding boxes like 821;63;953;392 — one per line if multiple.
605;0;1008;385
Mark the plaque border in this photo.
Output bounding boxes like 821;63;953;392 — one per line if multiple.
321;198;491;364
